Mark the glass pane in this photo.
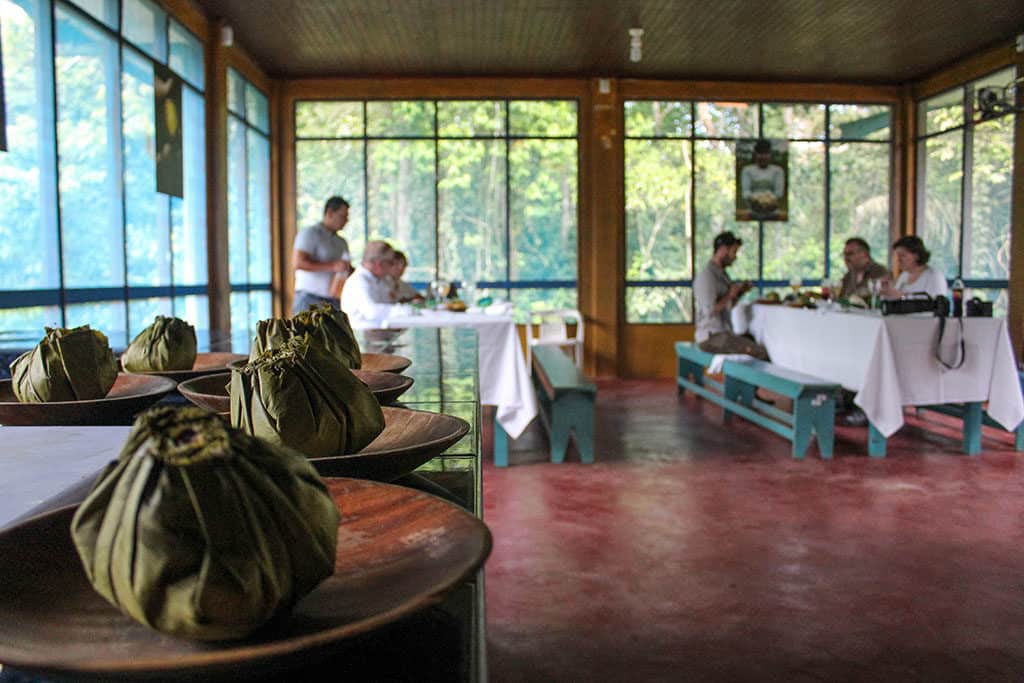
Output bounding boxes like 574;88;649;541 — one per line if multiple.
626;286;692;324
295;101;362;138
920;88;963;135
122;48;171;287
56;6;125;288
245;82;269;134
172;88;207;286
694;102;758;138
128;297;172;338
969;67;1015;122
509;288;578;322
0;306;61;345
65;301;127;348
247;130;272;283
249;290;271;337
227;118;248;284
367;140;436;283
510;139;577;282
694;139;758;281
830;104;891;140
624;101;691;137
295;140;366;267
229;290;249;352
227;67;245;117
917;131;962;278
762;141;824;280
829;142;891;276
762;103;825;139
122;0;167;61
966;115;1013;280
65;0;116;28
625;139;691;282
437;100;504;137
509;100;577;136
173;294;208;348
366;101;433;137
169;20;203;90
0;0;59;291
437;140;506;285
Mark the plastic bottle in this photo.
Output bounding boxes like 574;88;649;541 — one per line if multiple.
951;277;965;317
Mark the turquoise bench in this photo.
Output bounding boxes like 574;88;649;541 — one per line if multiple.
675;341;839;459
496;345;595;466
914;370;1024;455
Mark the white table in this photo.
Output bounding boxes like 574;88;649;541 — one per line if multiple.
748;305;1024;448
353;310;538;440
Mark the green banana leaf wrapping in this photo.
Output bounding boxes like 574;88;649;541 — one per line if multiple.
121;315;197;372
231;336;384;457
71;405;340;641
9;326;118;402
249;305;361;370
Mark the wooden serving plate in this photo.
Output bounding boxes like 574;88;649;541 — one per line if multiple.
0;374;177;426
0;478;491;681
359;353;412;374
310;407;469;481
353;370;415;404
121;352;248;384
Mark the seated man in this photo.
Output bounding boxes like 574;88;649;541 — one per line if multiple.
388;251;425;304
693;231;768;360
340;240;399;322
837;237;889;301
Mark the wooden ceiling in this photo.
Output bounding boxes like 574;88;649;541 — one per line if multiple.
194;0;1024;84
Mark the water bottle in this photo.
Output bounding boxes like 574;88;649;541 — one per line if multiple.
951;277;965;317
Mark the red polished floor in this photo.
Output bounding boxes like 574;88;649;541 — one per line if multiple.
483;378;1024;682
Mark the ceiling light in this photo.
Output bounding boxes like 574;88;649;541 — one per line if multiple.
629;28;644;63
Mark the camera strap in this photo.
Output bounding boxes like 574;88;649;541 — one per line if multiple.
935;316;966;370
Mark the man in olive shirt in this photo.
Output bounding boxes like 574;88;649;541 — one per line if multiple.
837;237;890;301
292;196;353;314
692;231;768;360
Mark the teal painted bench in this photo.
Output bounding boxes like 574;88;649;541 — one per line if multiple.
498;345;595;466
675;341;839;459
914;370;1024;455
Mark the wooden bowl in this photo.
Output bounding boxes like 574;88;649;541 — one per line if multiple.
0;478;491;681
310;406;469;481
121;352;248;384
352;369;414;405
360;353;412;374
0;374;177;426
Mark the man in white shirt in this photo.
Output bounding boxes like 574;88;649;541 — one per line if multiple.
341;240;399;323
292;196;353;314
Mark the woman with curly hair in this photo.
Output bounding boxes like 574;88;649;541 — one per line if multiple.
881;235;948;299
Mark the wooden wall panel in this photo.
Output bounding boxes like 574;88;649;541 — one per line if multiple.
622;325;690;378
204;20;230;350
1009;49;1024;362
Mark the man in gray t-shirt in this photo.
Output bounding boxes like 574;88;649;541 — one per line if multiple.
292;196;353;314
692;231;768;360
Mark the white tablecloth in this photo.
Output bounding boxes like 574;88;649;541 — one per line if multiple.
353;310;538;439
749;305;1024;437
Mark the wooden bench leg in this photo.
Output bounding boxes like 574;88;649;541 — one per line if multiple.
573;396;595;464
868;423;886;458
549;417;571;464
722;376;754;422
1016;422;1024;451
494;421;509;467
810;393;835;460
677;359;704;396
549;394;595;464
792;396;813;459
963;402;982;455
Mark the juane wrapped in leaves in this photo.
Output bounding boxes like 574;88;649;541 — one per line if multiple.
71;405;340;641
120;315;197;372
250;304;361;369
10;325;118;402
232;336;384;458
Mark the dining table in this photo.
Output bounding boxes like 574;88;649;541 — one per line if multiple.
744;304;1024;456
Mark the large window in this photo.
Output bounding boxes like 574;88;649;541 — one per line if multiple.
294;99;578;317
916;67;1016;315
227;67;271;351
624;100;892;323
0;0;208;348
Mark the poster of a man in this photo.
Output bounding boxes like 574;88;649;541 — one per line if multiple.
735;138;788;221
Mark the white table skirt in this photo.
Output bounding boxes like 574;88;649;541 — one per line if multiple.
354;310;539;439
749;305;1024;438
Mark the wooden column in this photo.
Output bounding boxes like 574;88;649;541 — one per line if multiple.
581;79;624;377
1009;47;1024;361
895;85;916;243
204;20;230;351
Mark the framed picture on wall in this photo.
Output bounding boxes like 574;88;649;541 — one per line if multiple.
735;138;788;221
154;62;183;197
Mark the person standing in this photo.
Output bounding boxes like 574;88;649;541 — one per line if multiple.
837;237;890;300
292;196;353;314
692;231;768;359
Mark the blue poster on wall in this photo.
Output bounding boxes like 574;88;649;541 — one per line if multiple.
154;62;182;197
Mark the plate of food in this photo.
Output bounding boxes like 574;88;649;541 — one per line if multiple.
0;373;177;426
122;352;248;384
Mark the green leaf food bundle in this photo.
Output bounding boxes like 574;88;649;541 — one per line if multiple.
121;315;197;372
10;325;118;402
250;304;362;370
71;405;340;641
232;336;384;458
